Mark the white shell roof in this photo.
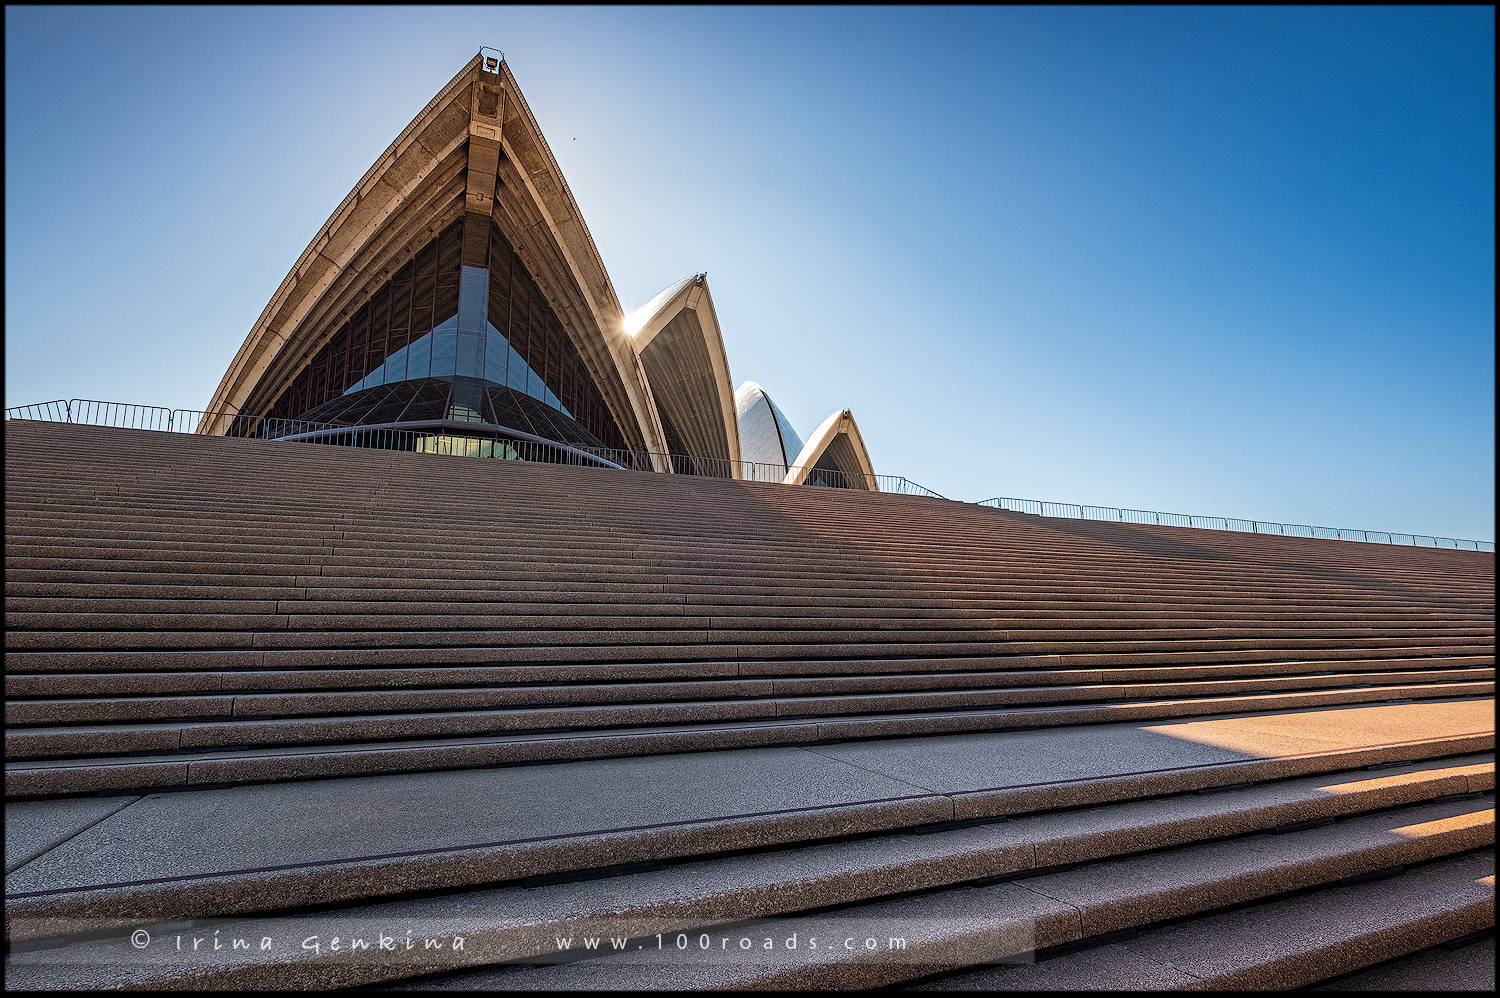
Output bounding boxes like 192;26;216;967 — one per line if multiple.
734;381;804;473
784;408;877;488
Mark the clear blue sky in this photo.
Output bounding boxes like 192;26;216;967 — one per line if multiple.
5;6;1494;540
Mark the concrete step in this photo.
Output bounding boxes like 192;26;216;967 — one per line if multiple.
0;454;1482;548
5;548;1487;590
8;606;1488;645
3;551;1488;603
10;644;1490;681
7;667;1489;727
6;673;1492;759
2;528;1488;591
376;805;1495;991
913;850;1494;990
3;754;1491;988
3;519;1484;573
24;611;1477;641
12;598;1487;630
8;567;1488;606
5;655;1492;698
4;503;1484;550
4;420;1492;991
11;580;1483;614
6;686;1491;792
7;628;1486;662
1312;932;1494;991
4;702;1492;932
6;557;1485;597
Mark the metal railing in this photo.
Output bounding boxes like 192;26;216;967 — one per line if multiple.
4;399;71;422
4;398;944;498
978;497;1495;552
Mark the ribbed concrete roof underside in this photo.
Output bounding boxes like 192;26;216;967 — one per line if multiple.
633;276;740;470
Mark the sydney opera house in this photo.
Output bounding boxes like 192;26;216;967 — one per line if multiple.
203;51;877;489
4;47;1493;994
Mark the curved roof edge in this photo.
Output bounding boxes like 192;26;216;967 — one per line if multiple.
495;59;671;467
784;408;878;490
625;275;695;338
631;275;742;472
203;55;485;432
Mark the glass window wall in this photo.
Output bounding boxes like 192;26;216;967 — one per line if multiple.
261;216;621;449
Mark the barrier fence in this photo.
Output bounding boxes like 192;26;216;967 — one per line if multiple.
5;399;944;499
6;398;1490;549
978;497;1494;553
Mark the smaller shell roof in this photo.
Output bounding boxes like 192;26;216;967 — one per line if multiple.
628;275;742;471
785;408;877;489
734;381;804;474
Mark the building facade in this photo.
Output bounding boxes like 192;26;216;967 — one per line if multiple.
206;52;876;486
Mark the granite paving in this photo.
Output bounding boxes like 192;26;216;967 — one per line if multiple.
7;700;1492;901
4;796;138;875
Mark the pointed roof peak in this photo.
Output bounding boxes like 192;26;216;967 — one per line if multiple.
625;275;700;336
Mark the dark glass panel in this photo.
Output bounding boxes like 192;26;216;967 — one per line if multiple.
410;240;437;346
319;383;394;425
329;328;348;397
542;318;559;401
519;393;561;442
299;360;316;414
276;378;608;453
487;384;535;436
434;217;463;323
487;226;513;330
293;388;347;425
525;284;546;389
359;386;418;425
348;304;369;387
306;341;328;411
502;256;522;364
388;261;413;353
448;377;486;424
480;385;501;427
364;288;385;376
396;379;451;422
657;407;688;460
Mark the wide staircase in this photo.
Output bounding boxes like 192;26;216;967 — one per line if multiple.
4;418;1494;990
